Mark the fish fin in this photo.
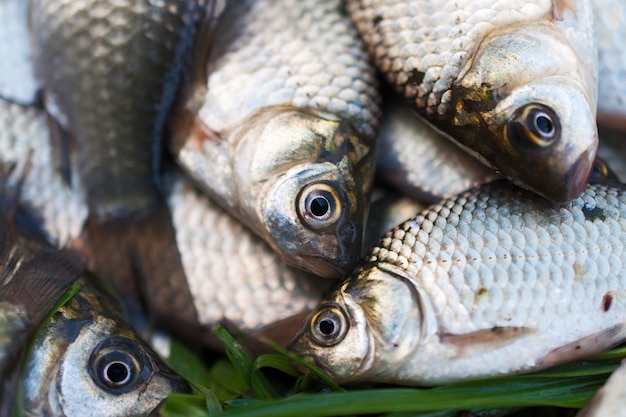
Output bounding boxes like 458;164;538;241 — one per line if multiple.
84;200;198;335
45;113;74;186
184;0;226;107
537;323;626;369
439;326;535;359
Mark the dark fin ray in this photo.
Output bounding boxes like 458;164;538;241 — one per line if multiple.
439;326;535;359
45;113;74;186
537;323;626;369
84;200;199;339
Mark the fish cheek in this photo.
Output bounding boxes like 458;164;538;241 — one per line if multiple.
289;296;372;382
261;165;362;278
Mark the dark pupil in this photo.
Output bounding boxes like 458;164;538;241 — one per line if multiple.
534;114;553;136
104;361;130;385
310;196;330;217
319;318;336;336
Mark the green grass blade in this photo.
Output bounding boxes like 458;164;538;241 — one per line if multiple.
215;374;606;417
214;325;276;399
262;339;345;392
161;393;213;417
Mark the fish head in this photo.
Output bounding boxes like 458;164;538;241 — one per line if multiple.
22;278;189;416
232;107;375;278
289;265;431;383
449;23;598;203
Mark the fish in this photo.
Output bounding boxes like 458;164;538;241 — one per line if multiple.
346;0;598;203
0;165;189;415
577;359;626;417
27;0;225;317
0;165;83;415
376;90;498;202
171;0;381;278
290;179;626;386
594;0;626;131
20;274;191;416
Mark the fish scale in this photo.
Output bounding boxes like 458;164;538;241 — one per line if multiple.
199;0;380;138
346;0;598;203
347;0;550;116
290;181;626;385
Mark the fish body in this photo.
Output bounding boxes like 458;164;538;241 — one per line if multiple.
0;171;83;414
594;0;626;131
27;0;225;313
290;180;626;386
29;0;221;220
171;0;381;278
346;0;598;203
377;91;498;202
577;359;626;417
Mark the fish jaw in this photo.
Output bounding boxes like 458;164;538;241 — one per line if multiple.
22;281;189;416
289;265;427;383
288;278;375;383
448;23;598;203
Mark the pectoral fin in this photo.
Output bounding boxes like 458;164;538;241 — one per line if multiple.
538;323;626;369
440;326;535;359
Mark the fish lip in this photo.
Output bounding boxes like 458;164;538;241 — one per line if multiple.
562;150;593;201
296;255;352;279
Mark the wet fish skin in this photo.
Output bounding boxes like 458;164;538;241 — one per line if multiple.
346;0;598;203
0;97;87;248
577;359;626;417
164;171;334;348
377;91;498;202
172;0;381;278
290;180;626;385
29;0;220;220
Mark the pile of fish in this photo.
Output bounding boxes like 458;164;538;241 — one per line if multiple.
0;0;625;414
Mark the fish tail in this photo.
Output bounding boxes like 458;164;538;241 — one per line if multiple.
84;200;199;337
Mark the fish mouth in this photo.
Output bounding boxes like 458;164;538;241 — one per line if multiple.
297;255;349;279
562;150;593;201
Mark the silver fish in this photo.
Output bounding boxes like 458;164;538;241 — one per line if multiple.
171;0;381;278
377;91;498;202
21;275;190;416
0;171;82;414
27;0;225;314
346;0;598;203
290;180;626;386
577;359;626;417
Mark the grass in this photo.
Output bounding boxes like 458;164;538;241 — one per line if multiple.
161;325;626;417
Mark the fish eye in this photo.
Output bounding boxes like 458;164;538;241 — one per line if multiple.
589;157;619;182
297;182;343;230
506;103;561;149
310;305;348;346
89;337;146;394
